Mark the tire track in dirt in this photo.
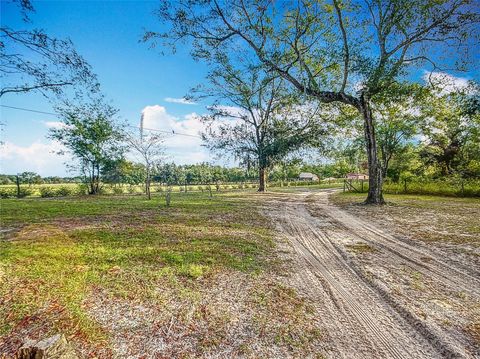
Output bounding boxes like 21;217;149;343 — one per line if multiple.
309;192;480;297
267;191;475;358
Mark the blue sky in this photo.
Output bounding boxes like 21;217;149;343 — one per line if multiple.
1;0;217;176
0;1;478;176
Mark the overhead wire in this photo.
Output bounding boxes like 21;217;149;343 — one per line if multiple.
0;104;202;138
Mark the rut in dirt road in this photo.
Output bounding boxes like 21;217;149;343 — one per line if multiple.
267;190;478;359
308;191;480;297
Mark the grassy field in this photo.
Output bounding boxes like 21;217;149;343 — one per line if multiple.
0;191;323;357
3;178;478;199
343;179;480;197
0;180;341;198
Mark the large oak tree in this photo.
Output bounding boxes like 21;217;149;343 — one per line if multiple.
147;0;479;203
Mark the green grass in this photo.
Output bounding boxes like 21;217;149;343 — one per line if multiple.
342;179;480;197
334;191;480;205
268;182;343;193
0;180;343;198
0;191;274;345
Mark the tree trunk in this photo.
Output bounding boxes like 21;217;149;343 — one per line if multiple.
16;175;20;198
360;95;385;205
145;168;151;200
89;163;95;195
258;167;267;192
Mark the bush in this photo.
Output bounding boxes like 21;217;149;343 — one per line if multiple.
76;184;89;195
97;186;111;195
39;186;57;198
112;186;124;195
0;187;16;199
57;186;73;196
18;187;33;198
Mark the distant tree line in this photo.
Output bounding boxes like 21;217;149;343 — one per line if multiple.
0;172;82;185
0;160;354;189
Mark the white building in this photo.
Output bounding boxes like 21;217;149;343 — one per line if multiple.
299;172;319;181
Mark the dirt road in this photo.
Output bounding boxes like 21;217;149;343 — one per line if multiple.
266;189;480;359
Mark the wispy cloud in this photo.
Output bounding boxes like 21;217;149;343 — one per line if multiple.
164;97;197;105
422;71;472;95
140;105;206;163
43;121;67;129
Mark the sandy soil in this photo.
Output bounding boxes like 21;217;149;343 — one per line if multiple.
264;189;480;359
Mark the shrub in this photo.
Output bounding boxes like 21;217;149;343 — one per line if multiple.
39;186;57;198
57;186;73;196
17;187;33;198
75;184;89;195
112;186;124;195
97;186;111;195
0;187;16;199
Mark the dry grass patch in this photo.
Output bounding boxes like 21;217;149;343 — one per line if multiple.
330;193;480;247
345;242;376;254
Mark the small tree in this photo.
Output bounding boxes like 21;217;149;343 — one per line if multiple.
198;62;327;192
49;99;124;194
102;159;146;187
156;162;181;206
125;131;165;200
18;171;42;186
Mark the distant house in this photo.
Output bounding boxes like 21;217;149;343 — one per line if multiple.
299;172;319;181
346;173;369;180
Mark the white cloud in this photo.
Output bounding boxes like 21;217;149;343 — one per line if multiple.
0;140;73;176
422;71;472;95
164;97;197;105
140;105;208;164
140;104;244;165
43;121;67;129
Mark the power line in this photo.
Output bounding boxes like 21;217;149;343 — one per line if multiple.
0;104;202;139
1;104;57;116
128;125;202;138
